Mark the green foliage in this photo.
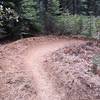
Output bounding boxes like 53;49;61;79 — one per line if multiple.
20;0;37;21
37;0;60;33
54;14;98;37
80;16;92;36
81;16;98;38
0;0;100;39
96;17;100;32
0;10;4;27
51;0;60;15
19;0;43;33
55;14;83;35
0;3;19;38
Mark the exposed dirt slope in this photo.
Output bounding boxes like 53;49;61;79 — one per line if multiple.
0;36;100;100
24;38;85;100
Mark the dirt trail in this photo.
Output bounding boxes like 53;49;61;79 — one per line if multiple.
24;39;84;100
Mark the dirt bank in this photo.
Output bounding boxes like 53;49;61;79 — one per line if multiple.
0;36;100;100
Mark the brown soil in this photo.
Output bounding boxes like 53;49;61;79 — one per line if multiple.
0;36;100;100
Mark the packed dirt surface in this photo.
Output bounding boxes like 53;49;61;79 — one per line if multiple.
0;36;100;100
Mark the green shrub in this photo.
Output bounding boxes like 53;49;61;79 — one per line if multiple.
96;17;100;32
55;14;83;35
80;16;97;37
55;14;99;38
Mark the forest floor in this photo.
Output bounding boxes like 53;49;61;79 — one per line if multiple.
0;36;100;100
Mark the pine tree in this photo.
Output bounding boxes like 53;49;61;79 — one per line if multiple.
95;0;100;16
38;0;60;33
19;0;37;21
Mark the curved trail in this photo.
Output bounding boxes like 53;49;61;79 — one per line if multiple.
24;39;84;100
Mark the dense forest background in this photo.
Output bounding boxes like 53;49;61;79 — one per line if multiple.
0;0;100;39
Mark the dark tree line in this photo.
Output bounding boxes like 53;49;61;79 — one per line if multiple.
0;0;100;39
59;0;100;16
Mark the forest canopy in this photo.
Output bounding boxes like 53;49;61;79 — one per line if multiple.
0;0;100;39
